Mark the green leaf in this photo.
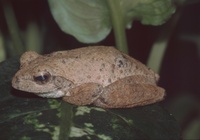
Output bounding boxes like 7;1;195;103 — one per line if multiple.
47;0;111;43
47;0;175;43
0;57;180;140
123;0;176;27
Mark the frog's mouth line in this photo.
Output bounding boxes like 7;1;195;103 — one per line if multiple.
36;90;65;98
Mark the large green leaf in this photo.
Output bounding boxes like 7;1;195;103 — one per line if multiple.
0;57;180;140
47;0;175;43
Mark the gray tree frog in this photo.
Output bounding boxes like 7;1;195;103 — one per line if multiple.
12;46;165;108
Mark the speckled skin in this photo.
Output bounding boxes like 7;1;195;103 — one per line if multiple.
12;46;165;108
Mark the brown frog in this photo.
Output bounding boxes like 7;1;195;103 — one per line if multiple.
12;46;165;108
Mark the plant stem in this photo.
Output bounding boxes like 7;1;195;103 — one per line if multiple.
107;0;128;53
147;8;180;73
59;101;73;140
1;0;24;55
147;40;167;73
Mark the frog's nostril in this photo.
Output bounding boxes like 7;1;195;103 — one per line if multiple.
12;76;20;89
13;76;20;84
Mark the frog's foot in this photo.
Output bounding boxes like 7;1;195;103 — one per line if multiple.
93;76;165;108
62;83;103;106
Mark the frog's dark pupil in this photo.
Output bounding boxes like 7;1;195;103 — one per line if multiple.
35;75;48;81
34;73;50;84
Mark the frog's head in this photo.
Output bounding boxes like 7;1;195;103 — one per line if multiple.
12;51;74;98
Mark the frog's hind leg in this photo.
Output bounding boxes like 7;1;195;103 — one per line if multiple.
93;76;165;108
62;83;103;106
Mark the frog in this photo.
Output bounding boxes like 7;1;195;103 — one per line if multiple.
12;46;165;108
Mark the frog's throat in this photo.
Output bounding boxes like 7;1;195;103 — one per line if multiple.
36;90;65;98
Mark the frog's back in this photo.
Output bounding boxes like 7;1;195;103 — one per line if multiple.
51;46;158;86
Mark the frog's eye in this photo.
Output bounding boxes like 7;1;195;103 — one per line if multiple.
33;72;51;84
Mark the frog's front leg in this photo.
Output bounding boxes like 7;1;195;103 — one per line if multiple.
62;83;103;106
94;76;165;108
